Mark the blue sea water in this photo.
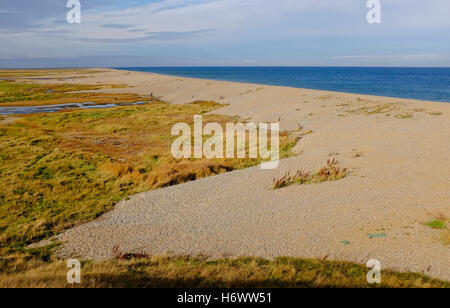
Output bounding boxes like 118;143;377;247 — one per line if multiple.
116;67;450;103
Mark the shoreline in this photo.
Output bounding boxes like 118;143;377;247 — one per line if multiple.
111;67;450;104
87;68;450;131
2;67;449;107
105;68;450;112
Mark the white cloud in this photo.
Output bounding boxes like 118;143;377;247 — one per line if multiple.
0;0;449;66
57;0;450;40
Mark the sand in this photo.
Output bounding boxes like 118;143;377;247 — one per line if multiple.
35;68;450;281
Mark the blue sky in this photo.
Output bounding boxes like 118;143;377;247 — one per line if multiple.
1;0;449;67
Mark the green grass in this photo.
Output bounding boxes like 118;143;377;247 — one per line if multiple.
425;220;446;229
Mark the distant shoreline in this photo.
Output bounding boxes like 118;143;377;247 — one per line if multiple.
113;66;450;103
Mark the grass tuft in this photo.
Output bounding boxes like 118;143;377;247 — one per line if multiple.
273;159;347;189
425;220;446;230
423;214;449;246
112;244;150;261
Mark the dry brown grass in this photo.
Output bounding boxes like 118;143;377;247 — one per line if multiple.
273;159;347;189
1;251;448;288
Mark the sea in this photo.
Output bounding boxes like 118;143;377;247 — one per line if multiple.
116;67;450;103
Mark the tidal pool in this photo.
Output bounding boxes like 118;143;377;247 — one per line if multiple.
0;101;147;115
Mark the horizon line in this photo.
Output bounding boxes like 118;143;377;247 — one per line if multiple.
2;65;450;70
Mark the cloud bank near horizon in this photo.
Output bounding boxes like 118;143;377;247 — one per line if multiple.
0;0;449;67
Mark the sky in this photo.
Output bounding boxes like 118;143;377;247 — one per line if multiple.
0;0;449;68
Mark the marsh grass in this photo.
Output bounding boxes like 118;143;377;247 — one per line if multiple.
273;159;347;189
0;252;448;288
0;99;297;252
0;69;102;78
0;80;134;106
